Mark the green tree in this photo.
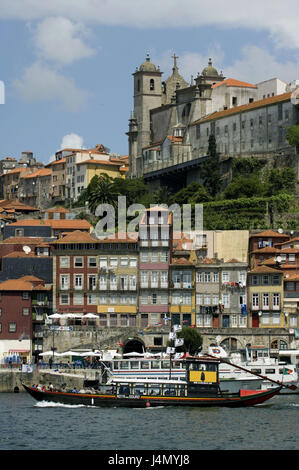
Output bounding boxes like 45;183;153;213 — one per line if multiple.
286;125;299;149
173;182;203;205
175;327;203;355
264;167;296;196
200;134;222;197
88;174;119;214
222;175;265;199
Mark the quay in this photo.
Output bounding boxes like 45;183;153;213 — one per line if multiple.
0;367;101;393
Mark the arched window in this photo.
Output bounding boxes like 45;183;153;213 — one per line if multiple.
150;79;155;90
137;79;140;92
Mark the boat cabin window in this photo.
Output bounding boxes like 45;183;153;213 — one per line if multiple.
113;361;119;369
134;385;146;396
119;361;129;369
141;361;150;369
130;361;139;369
161;361;170;369
163;385;176;397
189;362;217;372
251;369;262;374
98;385;115;395
151;360;161;369
148;384;161;396
177;384;187;396
265;369;275;374
173;361;183;368
118;383;131;396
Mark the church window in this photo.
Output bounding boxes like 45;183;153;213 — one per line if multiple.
233;122;237;131
232;96;237;105
150;79;155;90
249;98;254;103
137;79;140;92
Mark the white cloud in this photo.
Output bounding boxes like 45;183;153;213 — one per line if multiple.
60;133;84;150
223;45;299;84
157;45;299;87
34;16;96;65
2;1;299;49
13;61;89;112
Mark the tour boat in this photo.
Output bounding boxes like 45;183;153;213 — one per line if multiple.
103;354;263;393
208;345;298;393
22;355;282;408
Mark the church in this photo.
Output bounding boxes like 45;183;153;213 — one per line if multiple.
127;54;299;192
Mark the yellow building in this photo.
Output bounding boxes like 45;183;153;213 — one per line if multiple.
247;266;285;329
75;158;128;200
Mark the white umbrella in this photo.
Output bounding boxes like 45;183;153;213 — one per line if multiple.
123;352;144;357
83;313;98;319
39;351;61;356
48;313;62;319
58;351;78;356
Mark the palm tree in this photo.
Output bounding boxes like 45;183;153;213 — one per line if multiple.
88;174;119;214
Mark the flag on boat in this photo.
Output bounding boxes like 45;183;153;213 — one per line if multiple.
173;325;182;332
175;338;184;347
283;368;293;375
166;347;176;354
174;352;186;359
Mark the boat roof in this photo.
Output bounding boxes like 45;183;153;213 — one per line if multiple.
109;378;187;384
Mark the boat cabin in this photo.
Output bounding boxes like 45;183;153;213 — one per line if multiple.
112;357;220;398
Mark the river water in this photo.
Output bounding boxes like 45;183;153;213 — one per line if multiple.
1;392;298;452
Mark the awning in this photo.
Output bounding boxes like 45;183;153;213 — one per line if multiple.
9;349;30;353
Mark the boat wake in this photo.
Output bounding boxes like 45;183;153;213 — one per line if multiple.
34;401;91;409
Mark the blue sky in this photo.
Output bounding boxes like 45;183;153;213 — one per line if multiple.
1;1;299;164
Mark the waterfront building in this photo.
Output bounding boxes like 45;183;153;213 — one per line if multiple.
138;206;172;330
51;230;139;327
283;273;299;329
0;275;52;364
247;265;284;329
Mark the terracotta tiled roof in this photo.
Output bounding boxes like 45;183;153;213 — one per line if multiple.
45;206;70;213
249;265;282;274
5;167;27;175
167;135;183;142
251;246;280;254
250;230;289;238
53;230;97;244
212;78;257;89
21;168;52;179
198;258;217;264
2;236;45;244
284;273;299;281
8;219;91;229
0;275;47;291
275;237;299;246
191;92;292;126
76;159;125;167
171;257;194;265
49;158;66;165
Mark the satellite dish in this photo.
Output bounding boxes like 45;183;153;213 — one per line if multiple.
278;228;283;233
276;256;282;263
23;246;31;254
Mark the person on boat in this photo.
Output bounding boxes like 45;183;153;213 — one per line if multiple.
48;383;54;391
71;387;78;393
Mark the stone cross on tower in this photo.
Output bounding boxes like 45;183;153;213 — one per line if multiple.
171;53;179;72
